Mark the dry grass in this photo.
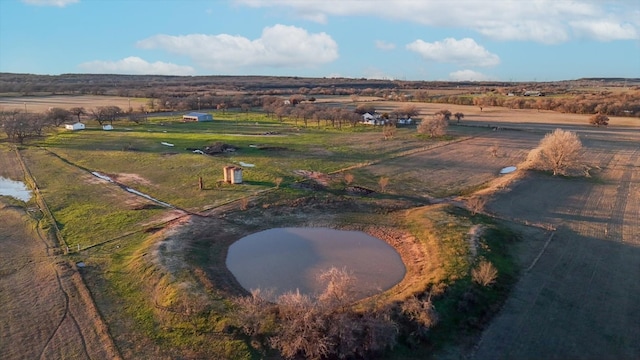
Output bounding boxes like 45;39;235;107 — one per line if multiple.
0;95;146;113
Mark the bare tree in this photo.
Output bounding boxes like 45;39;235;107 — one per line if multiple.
46;107;71;126
317;267;356;310
269;291;331;360
435;109;452;121
91;106;122;125
528;128;583;176
417;113;448;137
69;106;86;122
0;111;47;143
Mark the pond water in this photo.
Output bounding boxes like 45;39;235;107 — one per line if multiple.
0;177;32;202
226;227;406;301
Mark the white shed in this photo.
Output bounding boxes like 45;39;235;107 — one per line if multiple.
65;122;85;131
223;166;243;184
182;112;213;122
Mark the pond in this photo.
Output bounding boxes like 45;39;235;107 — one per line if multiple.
0;177;32;202
226;227;406;301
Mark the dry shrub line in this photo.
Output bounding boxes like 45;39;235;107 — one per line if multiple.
233;267;410;359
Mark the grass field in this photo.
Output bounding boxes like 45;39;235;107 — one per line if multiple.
2;95;640;359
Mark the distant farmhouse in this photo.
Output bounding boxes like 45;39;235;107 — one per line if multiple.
361;112;386;126
182;112;213;122
523;90;544;97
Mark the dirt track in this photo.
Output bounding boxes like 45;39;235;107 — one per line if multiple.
0;147;120;360
472;132;640;359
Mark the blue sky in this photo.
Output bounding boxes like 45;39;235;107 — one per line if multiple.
1;0;639;81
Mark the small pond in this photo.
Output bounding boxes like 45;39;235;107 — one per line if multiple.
226;227;406;301
0;177;32;202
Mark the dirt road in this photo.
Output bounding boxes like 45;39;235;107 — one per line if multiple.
473;133;640;359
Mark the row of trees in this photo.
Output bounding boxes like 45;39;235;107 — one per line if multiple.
0;105;152;143
420;91;640;117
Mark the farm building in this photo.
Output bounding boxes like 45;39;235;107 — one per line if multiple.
182;112;213;122
397;118;413;125
223;166;243;184
361;112;386;126
65;122;85;131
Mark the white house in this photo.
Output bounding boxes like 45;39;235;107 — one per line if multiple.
103;124;113;130
65;122;85;131
361;112;386;126
182;112;213;122
397;118;413;125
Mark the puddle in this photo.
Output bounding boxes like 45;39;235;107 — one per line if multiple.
500;166;517;174
0;177;32;202
226;228;406;301
125;187;173;208
91;172;113;182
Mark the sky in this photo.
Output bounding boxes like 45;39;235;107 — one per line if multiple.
0;0;639;81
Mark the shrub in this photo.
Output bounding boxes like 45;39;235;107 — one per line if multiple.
472;260;498;287
378;176;390;192
343;173;354;186
417;113;448;137
528;128;583;176
589;113;609;126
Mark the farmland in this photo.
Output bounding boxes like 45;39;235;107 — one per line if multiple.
1;89;639;359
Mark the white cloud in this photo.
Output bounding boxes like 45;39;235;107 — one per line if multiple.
570;20;638;41
22;0;78;6
449;69;493;81
375;40;396;51
78;57;196;76
233;0;640;43
137;24;338;71
406;38;500;67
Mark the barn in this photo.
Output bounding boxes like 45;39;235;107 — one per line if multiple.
182;112;213;122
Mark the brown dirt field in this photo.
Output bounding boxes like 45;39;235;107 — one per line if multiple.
469;135;640;359
0;147;121;360
0;95;145;113
359;129;541;197
369;100;639;127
